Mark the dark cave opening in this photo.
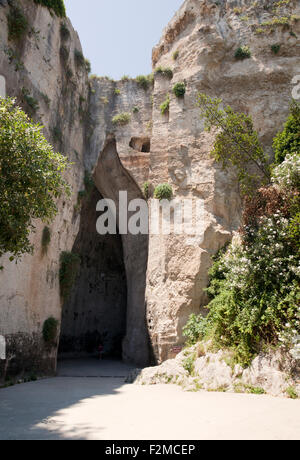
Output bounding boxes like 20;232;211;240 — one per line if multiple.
58;187;127;360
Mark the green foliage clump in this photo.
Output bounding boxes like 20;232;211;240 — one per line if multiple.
286;386;298;399
135;74;154;90
41;226;51;254
271;44;281;54
112;112;131;126
84;59;91;74
235;46;252;60
74;49;85;67
21;87;39;113
197;93;271;195
132;106;140;113
173;82;186;98
273;100;300;164
59;252;81;301
60;22;70;40
0;98;70;263
33;0;66;18
182;353;196;375
154;183;173;201
7;4;28;41
154;67;173;79
115;89;121;95
183;314;208;346
143;182;150;199
160;94;170;115
172;50;179;61
43;317;58;344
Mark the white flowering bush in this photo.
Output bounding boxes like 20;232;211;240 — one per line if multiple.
272;153;300;190
184;154;300;367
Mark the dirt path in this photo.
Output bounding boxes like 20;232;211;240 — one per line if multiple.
0;360;299;440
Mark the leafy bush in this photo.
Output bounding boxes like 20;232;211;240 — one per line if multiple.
84;59;91;74
132;106;140;113
74;49;85;67
143;182;150;199
21;87;39;113
154;67;173;79
271;44;281;54
7;4;28;41
182;354;196;375
183;314;208;346
136;74;153;90
112;112;131;126
59;252;81;301
115;89;121;95
41;226;51;254
160;94;170;115
33;0;66;18
60;22;70;40
43;317;58;344
273;100;300;164
235;46;252;60
0;98;70;263
173;82;186;98
172;50;179;61
154;184;173;201
286;386;298;399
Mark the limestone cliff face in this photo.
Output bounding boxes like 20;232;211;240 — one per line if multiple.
1;0;300;375
143;0;300;362
0;0;89;374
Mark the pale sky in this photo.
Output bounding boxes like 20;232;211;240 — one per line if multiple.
64;0;183;80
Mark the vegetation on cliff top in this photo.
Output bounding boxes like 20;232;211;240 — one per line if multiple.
0;98;70;267
33;0;66;18
184;97;300;367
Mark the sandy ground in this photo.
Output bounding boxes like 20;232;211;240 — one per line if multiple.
0;359;299;440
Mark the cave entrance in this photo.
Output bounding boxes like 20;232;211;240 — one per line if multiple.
58;187;127;360
59;136;151;368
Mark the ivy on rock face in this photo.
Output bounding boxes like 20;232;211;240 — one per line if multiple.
33;0;66;18
0;98;70;265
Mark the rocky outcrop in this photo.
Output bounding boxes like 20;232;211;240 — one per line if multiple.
1;0;300;377
134;343;300;398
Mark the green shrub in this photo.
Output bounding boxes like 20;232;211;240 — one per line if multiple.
143;182;150;199
182;354;196;375
172;50;179;61
121;75;130;82
132;106;140;113
41;226;51;254
183;314;210;346
59;252;81;301
112;112;131;126
160;94;170;115
114;89;121;95
0;98;70;264
136;74;153;90
273;100;300;164
286;386;298;399
33;0;66;18
74;49;85;67
271;44;281;54
60;22;70;40
85;59;91;74
21;88;39;113
235;46;252;60
43;317;59;344
7;4;28;41
154;66;173;79
154;183;173;201
173;82;186;98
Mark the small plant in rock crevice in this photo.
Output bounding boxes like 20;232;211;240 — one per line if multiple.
7;4;28;41
271;43;281;54
41;226;51;255
59;252;81;301
160;94;170;116
235;45;252;60
173;82;186;98
42;317;59;344
154;66;173;79
154;183;173;201
112;112;131;126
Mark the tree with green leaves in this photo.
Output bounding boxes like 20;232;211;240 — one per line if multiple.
0;98;70;267
273;99;300;164
197;93;271;195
